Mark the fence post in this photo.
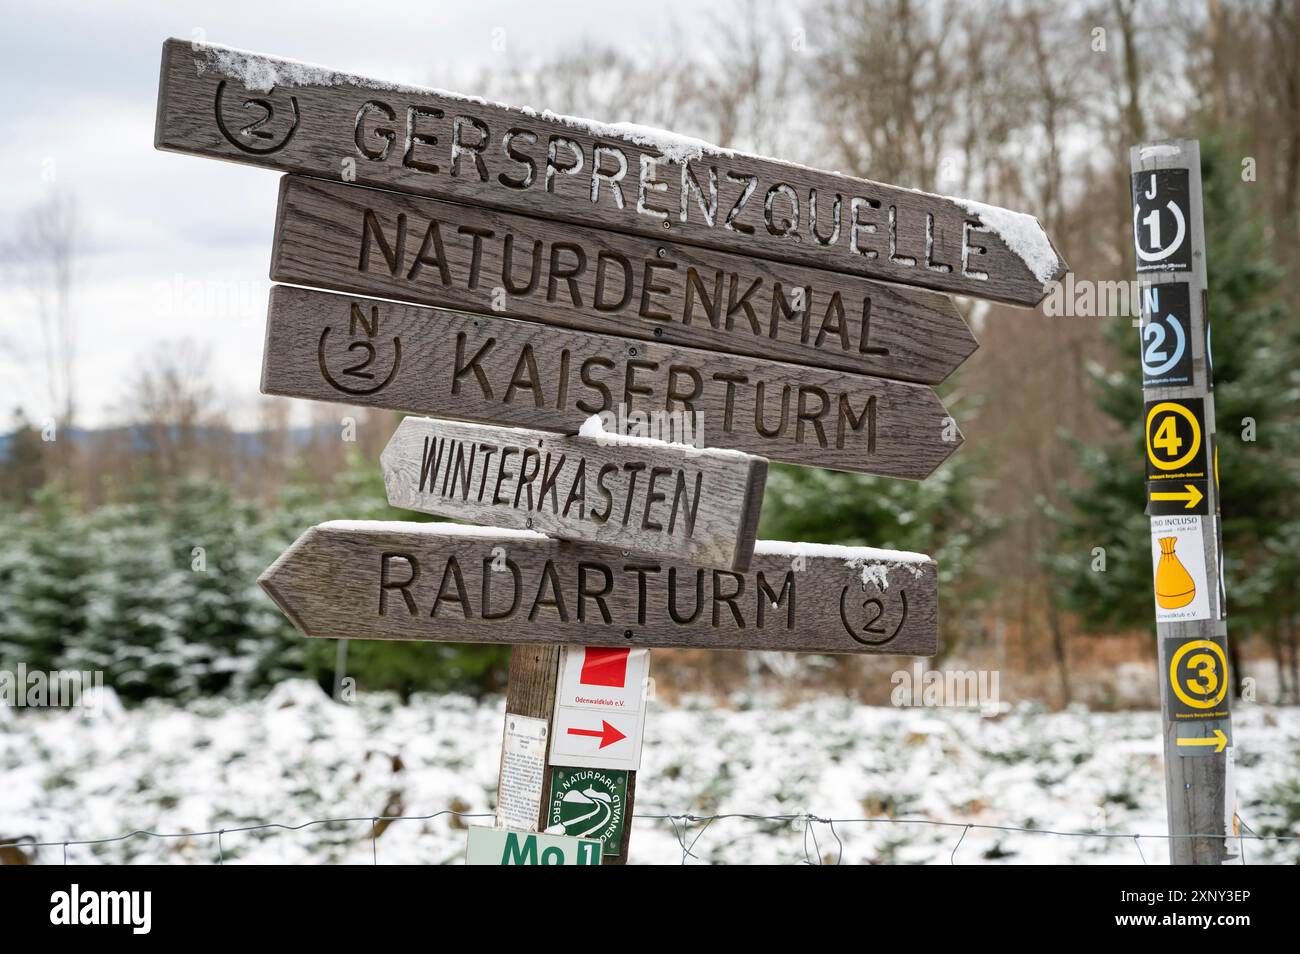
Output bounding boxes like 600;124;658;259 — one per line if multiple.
1129;139;1236;864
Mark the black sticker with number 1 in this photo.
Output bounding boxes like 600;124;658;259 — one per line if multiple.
1132;169;1192;272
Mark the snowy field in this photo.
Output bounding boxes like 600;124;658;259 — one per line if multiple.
2;681;1297;865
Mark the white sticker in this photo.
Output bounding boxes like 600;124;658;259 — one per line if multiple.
1150;515;1211;622
496;713;548;831
557;647;651;712
549;647;650;772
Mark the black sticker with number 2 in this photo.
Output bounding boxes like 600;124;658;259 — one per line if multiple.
1139;283;1193;387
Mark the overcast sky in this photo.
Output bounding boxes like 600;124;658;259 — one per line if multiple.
0;0;710;429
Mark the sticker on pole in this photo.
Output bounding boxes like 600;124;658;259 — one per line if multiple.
1138;283;1193;387
1145;398;1207;482
1163;634;1230;721
546;767;629;857
1132;169;1192;272
1145;479;1208;516
550;647;649;771
1174;719;1231;757
1150;515;1211;622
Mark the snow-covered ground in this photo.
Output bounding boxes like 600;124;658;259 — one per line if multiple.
2;682;1297;864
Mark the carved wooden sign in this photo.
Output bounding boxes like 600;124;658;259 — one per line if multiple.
155;38;1066;304
258;522;939;655
261;285;963;479
381;416;767;570
272;176;977;385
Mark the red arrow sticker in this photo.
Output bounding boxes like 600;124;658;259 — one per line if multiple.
566;720;627;749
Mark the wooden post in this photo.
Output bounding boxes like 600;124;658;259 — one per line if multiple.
1130;139;1235;864
503;645;635;865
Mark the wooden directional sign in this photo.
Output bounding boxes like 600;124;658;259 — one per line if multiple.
258;522;939;656
262;286;961;479
272;175;976;384
381;417;766;570
155;38;1065;304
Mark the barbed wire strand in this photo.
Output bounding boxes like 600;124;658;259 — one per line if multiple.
3;809;1297;863
950;823;971;864
1133;835;1147;865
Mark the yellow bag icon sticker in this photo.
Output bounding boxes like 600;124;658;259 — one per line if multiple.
1155;536;1196;608
1150;515;1211;622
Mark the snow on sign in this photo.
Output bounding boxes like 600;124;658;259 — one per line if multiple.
380;416;768;571
258;523;941;655
155;39;1065;305
550;647;650;771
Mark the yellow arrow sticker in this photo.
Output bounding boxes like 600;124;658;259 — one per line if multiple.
1150;483;1204;510
1176;728;1228;753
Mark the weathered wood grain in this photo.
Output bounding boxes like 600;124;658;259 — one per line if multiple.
272;175;976;384
261;285;962;479
381;417;766;571
155;38;1065;304
258;522;940;656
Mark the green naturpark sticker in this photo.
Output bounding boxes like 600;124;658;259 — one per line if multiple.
547;766;628;856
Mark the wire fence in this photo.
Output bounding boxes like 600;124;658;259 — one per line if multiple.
3;810;1295;865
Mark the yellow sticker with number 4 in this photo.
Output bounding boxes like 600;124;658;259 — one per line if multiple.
1145;399;1204;477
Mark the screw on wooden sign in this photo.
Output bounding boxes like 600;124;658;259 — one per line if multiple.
381;417;767;571
154;38;1066;305
271;175;977;385
261;285;963;479
258;522;939;656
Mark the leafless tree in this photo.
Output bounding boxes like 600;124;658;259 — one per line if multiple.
6;189;79;447
117;339;219;488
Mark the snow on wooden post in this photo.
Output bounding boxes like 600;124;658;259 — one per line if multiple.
1130;139;1236;864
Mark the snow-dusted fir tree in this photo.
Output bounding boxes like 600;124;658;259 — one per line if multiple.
2;485;95;673
70;505;186;699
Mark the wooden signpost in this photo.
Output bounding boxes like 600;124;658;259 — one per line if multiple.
272;174;977;384
380;417;767;570
155;39;1065;305
262;285;963;479
257;521;939;656
1130;140;1235;865
155;37;1066;864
